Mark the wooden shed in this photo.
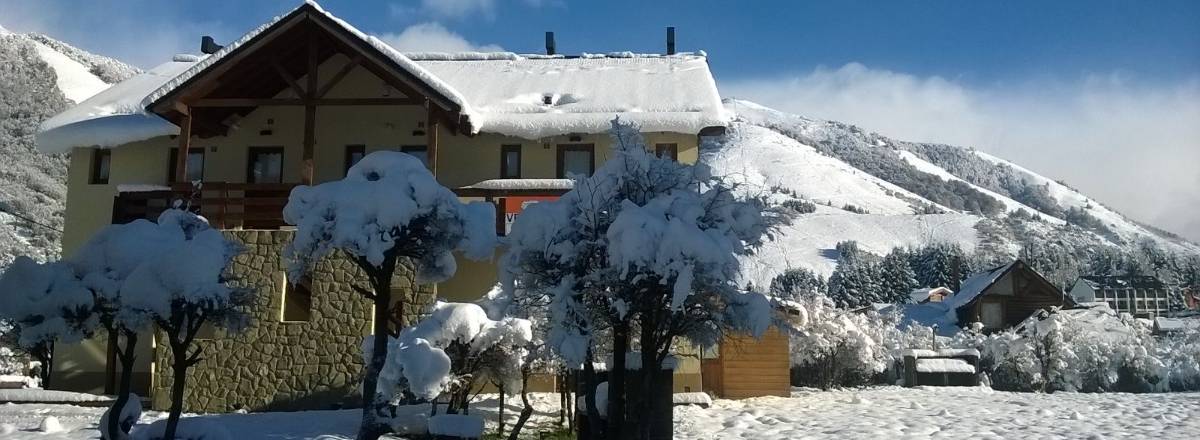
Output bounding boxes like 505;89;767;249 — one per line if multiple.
699;326;791;399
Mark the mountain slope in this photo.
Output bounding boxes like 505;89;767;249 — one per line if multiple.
0;29;137;267
713;99;1198;287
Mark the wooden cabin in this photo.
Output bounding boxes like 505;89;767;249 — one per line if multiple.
951;260;1075;331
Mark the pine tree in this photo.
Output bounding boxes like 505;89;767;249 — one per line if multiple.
911;243;970;291
879;248;918;304
827;241;883;308
770;267;826;300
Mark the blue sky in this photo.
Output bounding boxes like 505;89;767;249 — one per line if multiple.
2;0;1199;239
3;0;1198;84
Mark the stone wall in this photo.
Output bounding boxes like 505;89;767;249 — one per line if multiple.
150;230;434;412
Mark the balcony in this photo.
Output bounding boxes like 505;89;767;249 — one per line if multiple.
112;182;296;230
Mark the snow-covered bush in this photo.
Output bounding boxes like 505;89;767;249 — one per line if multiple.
99;394;142;440
784;296;881;388
283;151;495;440
976;308;1167;393
1160;328;1200;391
375;301;532;416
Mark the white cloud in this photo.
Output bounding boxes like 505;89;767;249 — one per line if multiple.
722;64;1200;242
378;22;503;52
391;0;555;20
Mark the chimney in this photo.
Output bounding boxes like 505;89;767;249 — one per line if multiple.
666;27;676;55
545;31;556;55
201;36;223;55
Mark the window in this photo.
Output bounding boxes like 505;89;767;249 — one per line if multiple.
500;145;521;179
401;145;428;168
556;144;594;178
654;143;678;161
168;148;206;183
980;302;1004;329
90;149;111;184
282;276;313;322
344;145;365;175
247;147;284;183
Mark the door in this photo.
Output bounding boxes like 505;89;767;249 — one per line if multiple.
980;301;1004;329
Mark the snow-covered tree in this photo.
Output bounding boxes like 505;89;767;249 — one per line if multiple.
878;249;918;304
500;119;785;439
769;267;826;300
0;256;92;387
283;151;495;440
826;241;883;308
117;210;251;440
910;242;971;291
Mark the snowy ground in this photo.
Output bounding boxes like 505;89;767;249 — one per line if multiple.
3;388;1198;439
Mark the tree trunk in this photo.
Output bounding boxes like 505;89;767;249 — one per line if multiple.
558;368;567;427
357;259;395;440
497;383;506;437
162;340;189;440
582;349;603;439
106;330;138;440
638;326;657;440
507;367;534;440
606;320;629;440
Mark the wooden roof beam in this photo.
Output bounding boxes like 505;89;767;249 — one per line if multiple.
317;55;362;98
271;58;307;98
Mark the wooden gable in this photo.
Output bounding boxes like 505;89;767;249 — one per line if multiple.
145;2;467;138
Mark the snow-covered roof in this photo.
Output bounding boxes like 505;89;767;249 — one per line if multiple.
37;58;199;153
413;53;728;139
1154;316;1200;333
460;179;574;191
944;262;1017;310
36;1;726;153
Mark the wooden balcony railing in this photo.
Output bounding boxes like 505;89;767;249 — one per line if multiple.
112;182;297;230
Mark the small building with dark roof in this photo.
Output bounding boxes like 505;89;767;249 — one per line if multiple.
890;260;1074;333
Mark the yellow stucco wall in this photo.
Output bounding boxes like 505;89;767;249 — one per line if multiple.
53;54;706;395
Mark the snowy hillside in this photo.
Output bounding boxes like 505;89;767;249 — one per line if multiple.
0;28;137;268
713;99;1198;286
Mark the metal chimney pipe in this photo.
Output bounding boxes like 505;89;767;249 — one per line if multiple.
545;31;556;55
201;36;223;54
666;27;676;55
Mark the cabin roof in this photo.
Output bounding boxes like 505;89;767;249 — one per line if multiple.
36;1;727;153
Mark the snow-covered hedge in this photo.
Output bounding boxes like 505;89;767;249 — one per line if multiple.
782;296;933;389
958;308;1189;393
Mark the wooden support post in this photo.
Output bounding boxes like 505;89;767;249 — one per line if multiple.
301;31;318;185
175;111;192;184
427;106;439;175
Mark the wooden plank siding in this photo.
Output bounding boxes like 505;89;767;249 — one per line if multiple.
711;327;791;398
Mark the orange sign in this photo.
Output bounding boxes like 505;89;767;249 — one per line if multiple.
500;196;559;235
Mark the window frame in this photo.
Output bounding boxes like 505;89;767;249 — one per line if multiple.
556;144;595;178
654;143;679;161
90;149;111;185
246;146;285;184
168;147;206;183
344;144;366;175
500;144;522;179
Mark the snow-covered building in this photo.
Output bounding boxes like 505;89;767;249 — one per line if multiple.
894;260;1074;333
1068;275;1175;319
909;286;953;304
34;1;727;412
